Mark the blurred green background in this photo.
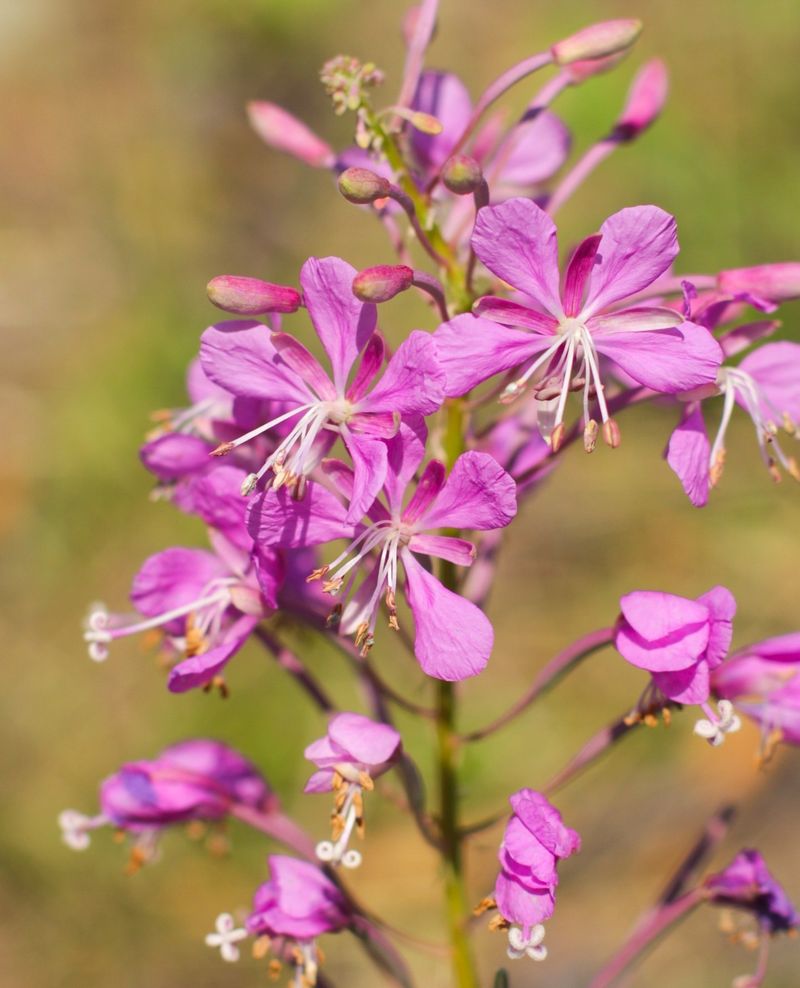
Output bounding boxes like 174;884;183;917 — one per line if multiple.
2;0;800;985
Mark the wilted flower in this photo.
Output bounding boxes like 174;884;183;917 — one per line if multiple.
705;849;799;935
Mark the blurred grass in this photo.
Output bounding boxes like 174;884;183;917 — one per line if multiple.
2;0;800;986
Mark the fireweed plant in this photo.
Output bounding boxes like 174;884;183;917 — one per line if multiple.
64;5;800;987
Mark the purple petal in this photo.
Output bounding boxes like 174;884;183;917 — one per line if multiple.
131;547;228;629
411;71;472;171
562;235;602;317
247;485;355;548
665;403;710;508
402;550;492;680
472;198;563;317
383;417;429;514
593;320;723;393
495;871;555;928
402;460;446;524
177;465;252;550
589;306;685;333
167;615;257;692
347;333;385;402
300;257;377;394
200;321;308;403
509;789;581;857
744;632;800;664
616;590;711;672
328;712;402;765
140;433;212;481
433;313;550;397
304;769;335;794
408;534;476;566
489;111;571;188
343;434;388;523
652;660;710;705
271;333;336;400
582;206;678;316
698;585;736;669
473;296;559;332
359;330;446;415
347;411;399;438
420;451;518;531
738;341;800;424
501;818;558;887
252;546;284;611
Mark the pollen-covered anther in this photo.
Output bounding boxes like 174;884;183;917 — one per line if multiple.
694;699;742;747
252;935;272;959
240;473;259;496
306;566;329;583
322;576;344;595
710;447;727;486
211;441;234;457
506;923;548;962
473;896;497;917
268;957;282;979
499;380;525;404
488;914;510;932
325;604;342;629
583;419;599;453
602;417;621;448
358;771;374;791
550;422;566;452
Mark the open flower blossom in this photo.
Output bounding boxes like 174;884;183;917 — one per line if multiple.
484;789;580;963
705;849;799;935
200;255;446;520
712;632;800;751
248;420;517;679
304;712;401;869
83;465;283;693
434;197;723;448
59;739;274;866
206;855;349;982
667;341;800;507
614;587;740;744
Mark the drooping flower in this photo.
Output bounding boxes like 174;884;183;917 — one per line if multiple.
614;586;741;744
201;255;446;520
59;739;275;866
304;712;402;868
248;419;517;680
666;341;800;506
434;198;723;447
206;855;349;982
483;789;580;962
83;465;283;693
705;849;799;935
712;632;800;751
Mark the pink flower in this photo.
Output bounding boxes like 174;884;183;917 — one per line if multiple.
201;255;445;520
434;198;722;446
492;789;580;962
248;420;517;680
206;856;349;976
705;849;799;934
614;586;741;744
666;341;800;506
304;712;402;869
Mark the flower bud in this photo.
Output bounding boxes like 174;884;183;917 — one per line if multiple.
246;102;335;169
207;275;302;315
551;19;642;67
338;167;392;204
718;263;800;303
614;59;668;140
442;154;484;195
353;265;414;303
565;50;630;83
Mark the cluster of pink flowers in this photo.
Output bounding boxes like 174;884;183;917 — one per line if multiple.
65;4;799;986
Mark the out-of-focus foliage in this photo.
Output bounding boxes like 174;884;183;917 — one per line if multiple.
1;1;799;985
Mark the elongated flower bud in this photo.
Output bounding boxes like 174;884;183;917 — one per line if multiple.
442;154;484;195
353;265;414;302
565;50;630;83
338;167;392;204
247;102;335;168
614;59;668;140
207;275;302;315
718;263;800;303
551;19;642;66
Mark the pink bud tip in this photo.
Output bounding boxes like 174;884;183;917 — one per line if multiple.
442;155;484;195
551;19;642;67
718;263;800;303
338;167;392;204
614;59;669;139
207;276;302;315
353;265;414;302
565;50;630;84
247;101;335;169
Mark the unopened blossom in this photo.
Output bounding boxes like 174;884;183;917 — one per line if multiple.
717;263;800;307
614;587;741;744
59;739;274;865
248;420;517;679
207;855;349;982
705;849;799;935
667;341;800;506
84;466;283;693
482;789;580;962
304;712;401;868
434;198;723;449
201;255;445;520
712;632;800;750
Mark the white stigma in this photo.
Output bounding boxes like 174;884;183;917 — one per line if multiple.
205;912;248;963
507;924;548;961
58;809;102;850
315;788;363;869
694;699;742;746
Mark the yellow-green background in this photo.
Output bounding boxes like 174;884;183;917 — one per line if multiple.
3;0;799;985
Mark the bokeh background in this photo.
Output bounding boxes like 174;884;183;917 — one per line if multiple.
3;0;800;985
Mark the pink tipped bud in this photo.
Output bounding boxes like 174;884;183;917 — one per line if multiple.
442;154;484;195
551;19;642;67
614;59;669;140
352;265;414;302
338;167;392;204
207;276;301;316
565;50;630;83
718;264;800;303
247;102;335;169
